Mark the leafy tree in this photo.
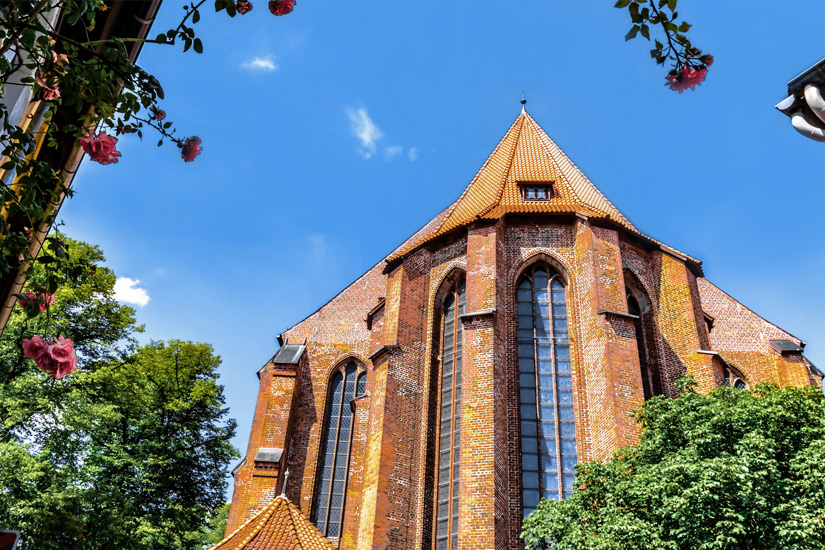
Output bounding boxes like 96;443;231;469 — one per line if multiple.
522;379;825;550
195;502;231;547
0;235;238;550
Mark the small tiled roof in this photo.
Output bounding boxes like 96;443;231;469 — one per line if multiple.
210;495;333;550
386;111;699;266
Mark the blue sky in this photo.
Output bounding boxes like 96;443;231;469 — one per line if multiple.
61;1;825;496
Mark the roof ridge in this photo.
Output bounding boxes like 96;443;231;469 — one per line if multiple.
287;503;304;550
478;113;526;218
210;499;276;550
524;113;631;226
209;494;335;550
433;114;525;235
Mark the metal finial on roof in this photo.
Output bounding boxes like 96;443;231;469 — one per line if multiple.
521;91;527;113
281;469;289;496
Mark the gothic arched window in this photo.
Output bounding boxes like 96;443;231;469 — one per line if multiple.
313;361;365;538
627;292;653;401
518;265;576;517
435;279;465;550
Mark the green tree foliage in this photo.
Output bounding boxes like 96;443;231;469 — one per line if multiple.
0;236;238;549
198;502;230;547
522;379;825;550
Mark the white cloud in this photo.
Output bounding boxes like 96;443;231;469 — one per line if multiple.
113;277;150;307
241;57;278;72
408;147;418;161
346;107;383;159
385;145;403;159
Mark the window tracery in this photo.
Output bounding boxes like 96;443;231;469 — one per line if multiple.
517;264;576;517
434;278;465;550
313;361;365;538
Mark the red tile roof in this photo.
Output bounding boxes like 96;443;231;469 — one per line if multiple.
386;111;699;267
210;496;333;550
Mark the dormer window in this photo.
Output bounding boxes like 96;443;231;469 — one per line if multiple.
520;182;554;202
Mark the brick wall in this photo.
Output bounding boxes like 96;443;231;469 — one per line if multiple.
697;278;815;388
228;215;818;550
226;360;300;534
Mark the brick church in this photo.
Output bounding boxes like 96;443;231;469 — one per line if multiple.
218;107;821;550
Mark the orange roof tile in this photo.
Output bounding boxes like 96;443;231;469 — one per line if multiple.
210;496;333;550
386;111;699;266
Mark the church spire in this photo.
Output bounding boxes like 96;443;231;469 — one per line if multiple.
386;110;699;267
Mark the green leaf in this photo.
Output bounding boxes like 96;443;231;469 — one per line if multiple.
625;25;640;41
193;9;201;23
678;22;692;32
640;24;650;39
614;0;632;7
20;29;36;50
668;0;677;10
193;38;203;54
629;2;640;22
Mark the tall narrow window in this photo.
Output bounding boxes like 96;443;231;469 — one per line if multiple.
436;279;465;550
314;362;363;538
627;293;652;400
518;266;576;517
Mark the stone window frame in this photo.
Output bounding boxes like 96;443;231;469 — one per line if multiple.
311;358;367;540
516;262;577;517
624;270;661;400
723;364;749;390
431;276;465;550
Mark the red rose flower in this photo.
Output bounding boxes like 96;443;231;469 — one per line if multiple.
80;131;122;165
269;0;295;15
665;65;707;93
181;136;203;162
700;54;714;67
151;107;166;121
237;0;253;14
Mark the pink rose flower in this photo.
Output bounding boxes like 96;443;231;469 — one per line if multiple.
17;291;36;309
80;131;122;165
152;107;166;121
665;65;707;93
22;335;48;360
17;289;55;313
269;0;295;15
237;0;253;14
35;71;60;101
22;335;78;379
181;136;202;162
47;336;75;362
